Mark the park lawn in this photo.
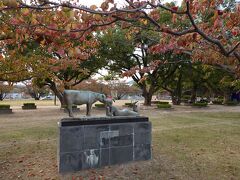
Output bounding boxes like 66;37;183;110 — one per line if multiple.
0;108;240;179
0;99;60;106
151;112;240;180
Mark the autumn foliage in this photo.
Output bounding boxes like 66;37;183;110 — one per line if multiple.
0;0;239;80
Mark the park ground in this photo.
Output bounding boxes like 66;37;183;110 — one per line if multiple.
0;100;240;179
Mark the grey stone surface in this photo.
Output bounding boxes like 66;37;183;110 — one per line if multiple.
84;125;109;149
60;126;84;152
110;146;133;165
134;144;152;161
134;122;152;133
58;116;151;173
59;152;83;172
99;148;109;166
110;123;133;135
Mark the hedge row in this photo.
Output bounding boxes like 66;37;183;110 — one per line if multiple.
0;105;10;109
192;102;208;107
157;104;172;109
95;103;105;108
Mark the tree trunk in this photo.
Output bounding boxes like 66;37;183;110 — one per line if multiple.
142;86;154;106
171;74;182;105
171;95;177;105
0;91;6;101
132;75;157;106
171;94;181;105
143;92;153;106
223;91;231;104
190;85;197;103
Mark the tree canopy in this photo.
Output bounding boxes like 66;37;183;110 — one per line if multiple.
0;0;239;104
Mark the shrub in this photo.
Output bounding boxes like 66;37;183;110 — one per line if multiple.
182;95;191;99
61;105;78;108
199;98;210;103
181;99;190;103
216;96;224;100
157;101;169;105
192;102;208;107
125;103;134;107
23;103;36;106
151;101;160;104
212;100;223;105
22;103;37;109
157;103;172;109
95;103;105;108
224;101;239;106
0;105;10;109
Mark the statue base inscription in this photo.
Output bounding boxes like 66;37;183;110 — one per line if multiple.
58;116;152;173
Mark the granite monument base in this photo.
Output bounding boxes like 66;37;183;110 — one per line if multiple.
58;116;151;173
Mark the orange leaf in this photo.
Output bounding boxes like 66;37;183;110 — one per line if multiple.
90;5;98;10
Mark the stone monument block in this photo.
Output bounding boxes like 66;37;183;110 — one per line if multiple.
58;116;152;173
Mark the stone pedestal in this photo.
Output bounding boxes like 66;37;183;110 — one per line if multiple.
58;116;152;173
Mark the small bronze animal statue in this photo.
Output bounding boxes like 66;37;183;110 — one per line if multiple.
64;90;108;117
106;101;139;117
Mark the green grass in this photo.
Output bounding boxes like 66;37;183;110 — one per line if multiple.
192;102;208;107
212;100;223;105
0;104;11;109
157;103;171;108
151;112;240;179
0;126;57;143
224;101;239;106
0;99;59;106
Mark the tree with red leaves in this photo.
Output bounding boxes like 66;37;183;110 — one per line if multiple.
0;0;239;103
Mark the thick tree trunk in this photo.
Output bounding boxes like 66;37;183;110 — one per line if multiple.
190;85;197;103
171;95;177;105
171;74;182;105
223;91;231;104
171;95;181;105
132;75;157;106
142;86;154;106
143;93;153;106
0;91;6;101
